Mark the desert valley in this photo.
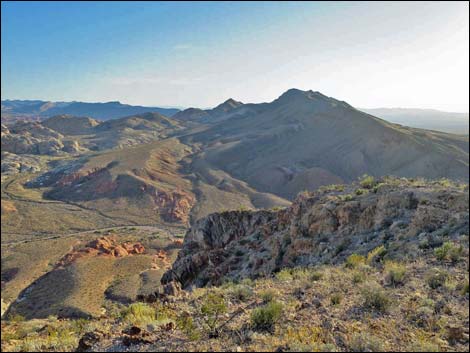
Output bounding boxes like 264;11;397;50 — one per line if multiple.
1;1;469;352
1;88;469;352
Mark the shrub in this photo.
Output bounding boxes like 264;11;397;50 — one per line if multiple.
361;283;391;312
345;254;366;269
330;292;343;305
310;270;323;282
434;242;452;261
240;278;254;286
275;269;294;281
352;270;366;284
176;313;201;341
122;302;156;327
200;293;227;334
462;280;469;295
384;261;407;286
355;188;368;196
8;314;25;323
320;184;345;192
339;194;354;201
359;175;376;189
366;245;386;265
229;284;253;302
259;289;278;303
434;242;462;262
448;244;463;263
250;301;283;332
349;332;384;352
372;183;386;193
426;268;449;289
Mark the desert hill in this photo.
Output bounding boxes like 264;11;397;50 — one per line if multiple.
184;89;469;199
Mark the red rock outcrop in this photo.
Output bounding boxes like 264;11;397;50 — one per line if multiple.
154;189;195;224
56;236;145;267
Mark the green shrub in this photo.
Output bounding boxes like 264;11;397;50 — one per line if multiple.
448;244;463;263
200;293;227;334
320;184;345;192
434;241;463;262
434;242;451;261
259;289;278;303
361;283;391;312
176;313;201;341
355;188;368;196
462;280;469;295
366;245;386;265
229;284;253;302
339;194;354;201
330;292;343;305
250;301;283;332
310;270;323;282
345;254;366;269
240;278;254;286
349;332;384;352
352;270;366;284
275;269;294;281
8;313;25;323
384;261;407;286
426;268;449;289
122;302;156;327
359;175;377;189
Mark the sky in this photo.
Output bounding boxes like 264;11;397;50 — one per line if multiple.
1;1;469;112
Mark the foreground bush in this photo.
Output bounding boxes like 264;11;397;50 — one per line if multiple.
361;283;391;312
250;301;283;332
122;303;156;327
384;261;407;286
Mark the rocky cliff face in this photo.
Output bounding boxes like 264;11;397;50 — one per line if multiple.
162;177;469;288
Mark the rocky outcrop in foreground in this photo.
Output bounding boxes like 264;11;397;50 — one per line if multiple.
163;177;469;288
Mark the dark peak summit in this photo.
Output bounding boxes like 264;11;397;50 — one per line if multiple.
277;88;330;101
213;98;243;112
223;98;243;106
275;88;353;110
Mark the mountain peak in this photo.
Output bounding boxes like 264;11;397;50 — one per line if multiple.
212;98;243;112
278;88;328;101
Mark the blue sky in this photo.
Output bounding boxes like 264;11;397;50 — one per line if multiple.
1;1;469;111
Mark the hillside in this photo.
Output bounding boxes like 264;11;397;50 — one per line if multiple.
172;98;244;123
2;177;468;352
184;89;469;199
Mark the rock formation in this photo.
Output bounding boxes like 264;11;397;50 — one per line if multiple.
57;236;145;267
162;177;469;288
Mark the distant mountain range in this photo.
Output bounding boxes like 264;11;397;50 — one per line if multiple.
2;98;468;135
361;108;469;135
1;99;180;123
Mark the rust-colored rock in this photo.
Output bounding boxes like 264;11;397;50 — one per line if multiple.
153;189;195;224
56;236;145;267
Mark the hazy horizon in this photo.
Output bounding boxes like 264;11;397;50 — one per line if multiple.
2;1;469;112
2;92;470;115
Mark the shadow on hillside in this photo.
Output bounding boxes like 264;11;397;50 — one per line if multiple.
6;267;91;320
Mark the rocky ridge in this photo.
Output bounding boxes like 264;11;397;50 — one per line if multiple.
163;177;469;288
